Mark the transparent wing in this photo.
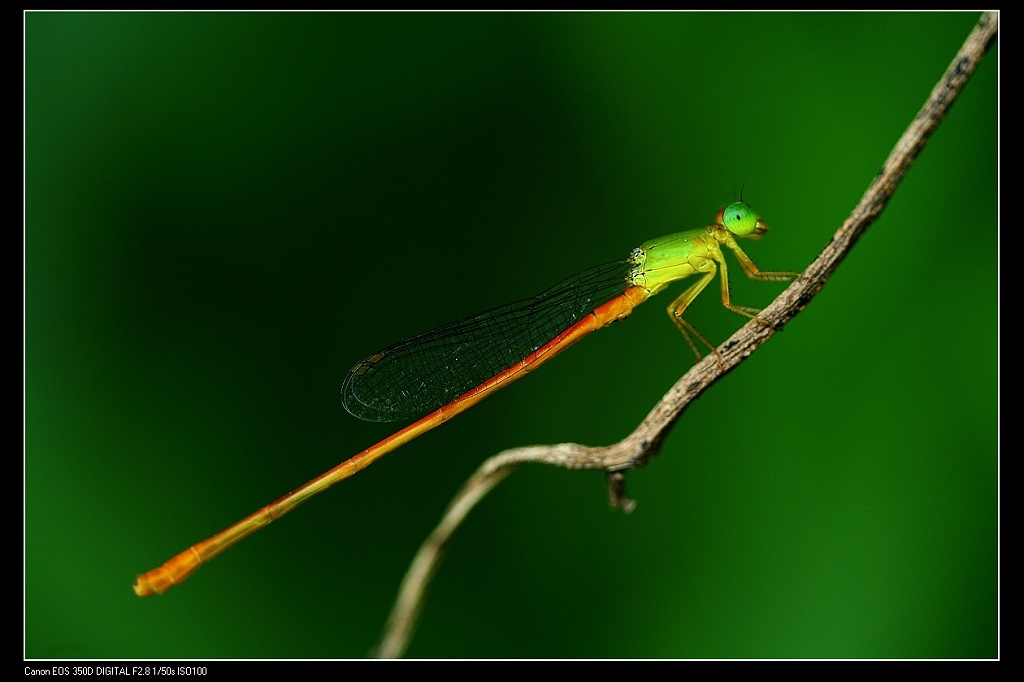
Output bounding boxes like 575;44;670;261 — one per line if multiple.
342;259;633;422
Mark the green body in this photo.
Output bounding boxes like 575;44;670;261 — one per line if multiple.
627;202;799;360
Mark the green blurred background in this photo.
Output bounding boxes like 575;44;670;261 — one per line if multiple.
26;12;997;659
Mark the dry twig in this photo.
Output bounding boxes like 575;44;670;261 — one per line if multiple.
374;11;998;659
